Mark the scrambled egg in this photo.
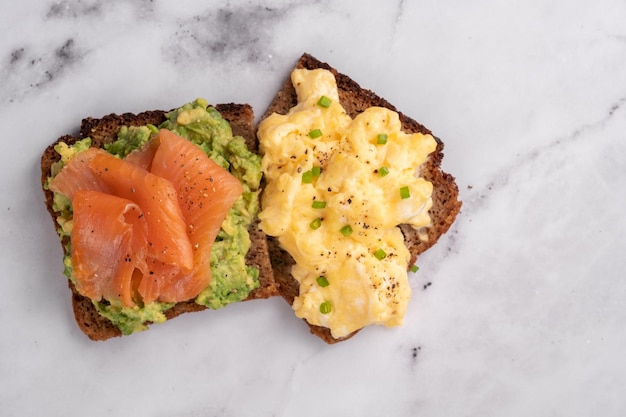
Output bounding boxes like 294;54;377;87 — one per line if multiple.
258;68;437;338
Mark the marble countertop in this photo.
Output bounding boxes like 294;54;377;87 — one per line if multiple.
2;1;625;416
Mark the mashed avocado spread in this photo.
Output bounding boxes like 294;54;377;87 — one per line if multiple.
47;99;262;335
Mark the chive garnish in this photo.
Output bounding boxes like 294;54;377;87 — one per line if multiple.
339;225;353;237
410;264;419;273
320;301;332;314
377;133;388;144
400;186;410;199
316;276;330;287
312;200;327;209
374;248;387;260
309;129;323;139
317;96;332;108
310;217;322;230
379;166;390;177
302;166;321;183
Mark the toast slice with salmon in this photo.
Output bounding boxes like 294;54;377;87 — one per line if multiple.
259;53;462;344
41;103;278;341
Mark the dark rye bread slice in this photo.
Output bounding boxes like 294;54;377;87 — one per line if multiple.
41;103;278;341
261;53;462;344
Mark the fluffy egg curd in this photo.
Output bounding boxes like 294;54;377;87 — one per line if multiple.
258;68;437;338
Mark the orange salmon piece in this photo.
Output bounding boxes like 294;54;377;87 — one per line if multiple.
137;258;186;305
48;148;111;199
149;129;244;302
124;135;161;171
71;190;148;307
89;150;194;272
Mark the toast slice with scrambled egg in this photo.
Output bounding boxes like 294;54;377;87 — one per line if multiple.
41;102;278;341
258;53;462;343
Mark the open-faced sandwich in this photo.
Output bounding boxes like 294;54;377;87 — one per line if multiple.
257;54;462;343
41;54;460;344
41;100;278;340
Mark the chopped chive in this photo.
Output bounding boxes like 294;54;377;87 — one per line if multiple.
339;225;353;237
308;129;323;139
316;276;330;287
312;200;327;209
400;186;411;199
377;133;388;144
374;248;387;260
379;166;390;177
302;166;321;183
410;264;419;273
317;95;332;108
310;217;322;230
320;301;332;314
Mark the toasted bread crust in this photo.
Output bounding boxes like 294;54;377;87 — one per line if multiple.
261;53;462;344
41;104;277;341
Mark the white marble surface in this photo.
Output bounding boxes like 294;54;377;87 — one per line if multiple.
1;0;625;416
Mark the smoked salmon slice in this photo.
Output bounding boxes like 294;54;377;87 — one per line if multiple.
50;129;244;307
89;150;194;272
48;148;111;199
150;129;244;301
124;135;160;171
71;190;148;307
